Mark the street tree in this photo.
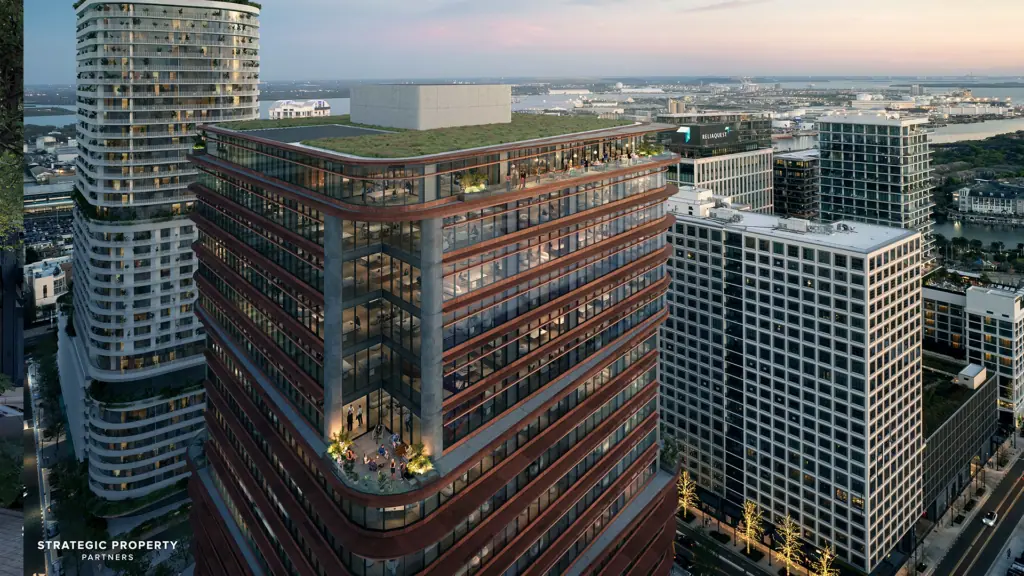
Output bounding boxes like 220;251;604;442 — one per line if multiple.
777;514;804;576
677;470;698;521
812;542;839;576
45;418;65;451
739;500;764;556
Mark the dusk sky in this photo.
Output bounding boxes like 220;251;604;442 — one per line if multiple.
26;0;1024;85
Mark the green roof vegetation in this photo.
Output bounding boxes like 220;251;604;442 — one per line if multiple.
222;113;404;132
923;375;975;437
923;354;968;376
300;114;636;159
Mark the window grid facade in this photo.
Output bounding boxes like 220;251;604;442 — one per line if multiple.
660;204;923;574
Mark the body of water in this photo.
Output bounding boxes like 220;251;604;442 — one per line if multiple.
932;221;1024;244
929;117;1024;143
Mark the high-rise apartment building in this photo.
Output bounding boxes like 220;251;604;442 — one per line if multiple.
185;87;679;576
61;0;259;512
660;187;924;574
656;111;774;213
773;149;820;220
818;113;934;259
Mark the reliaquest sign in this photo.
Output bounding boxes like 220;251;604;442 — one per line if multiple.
672;123;738;146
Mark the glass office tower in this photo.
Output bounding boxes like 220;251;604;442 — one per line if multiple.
186;117;680;575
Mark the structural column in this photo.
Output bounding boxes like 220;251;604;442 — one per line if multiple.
419;217;444;456
322;215;345;442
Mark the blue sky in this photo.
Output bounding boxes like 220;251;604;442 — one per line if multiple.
25;0;1024;85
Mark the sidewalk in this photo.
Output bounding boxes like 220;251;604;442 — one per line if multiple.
908;438;1022;576
682;508;777;576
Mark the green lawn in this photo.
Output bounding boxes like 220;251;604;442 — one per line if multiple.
924;378;975;437
300;114;635;158
220;114;403;132
923;355;968;375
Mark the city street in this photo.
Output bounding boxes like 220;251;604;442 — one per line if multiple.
934;456;1024;576
674;517;772;576
25;360;64;576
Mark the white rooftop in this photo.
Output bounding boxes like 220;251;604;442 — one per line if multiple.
819;112;930;126
775;149;820;161
959;364;985;378
669;202;918;253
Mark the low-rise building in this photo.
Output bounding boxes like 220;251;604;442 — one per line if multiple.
25;255;71;323
267;99;332;120
922;364;998;522
923;278;1024;425
956;180;1024;216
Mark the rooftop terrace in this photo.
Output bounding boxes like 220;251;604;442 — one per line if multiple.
217;113;640;159
922;355;973;437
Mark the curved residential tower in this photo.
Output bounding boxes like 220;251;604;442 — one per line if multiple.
61;0;259;517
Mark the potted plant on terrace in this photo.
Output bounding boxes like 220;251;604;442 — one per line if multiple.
405;443;434;476
459;171;488;193
326;429;354;461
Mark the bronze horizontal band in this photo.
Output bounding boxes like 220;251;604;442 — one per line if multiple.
196;444;293;576
620;488;676;576
192;151;677;223
428;411;660;575
196;243;324;351
573;468;676;575
495;442;660;576
442;244;669;363
196;278;323;402
206;337;659;559
442;276;669;417
442;213;673;314
207;411;352;575
189;483;255;576
205;430;325;573
535;457;674;576
443;184;675;263
441;310;664;455
195;182;324;256
441;203;664;282
193;208;325;304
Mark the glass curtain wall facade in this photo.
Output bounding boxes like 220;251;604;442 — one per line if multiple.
68;0;259;506
186;123;680;576
773;150;820;220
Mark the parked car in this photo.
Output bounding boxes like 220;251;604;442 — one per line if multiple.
983;511;998;526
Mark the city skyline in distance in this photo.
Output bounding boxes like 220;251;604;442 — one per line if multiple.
26;0;1024;85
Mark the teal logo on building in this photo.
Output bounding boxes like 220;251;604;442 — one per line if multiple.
677;126;691;143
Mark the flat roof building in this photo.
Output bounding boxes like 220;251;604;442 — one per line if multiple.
656;111;774;213
818;113;935;261
922;278;1024;426
662;187;924;573
267;99;332;120
186;107;680;575
773;148;820;220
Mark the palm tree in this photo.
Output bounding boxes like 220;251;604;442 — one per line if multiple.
45;418;66;452
990;241;1004;254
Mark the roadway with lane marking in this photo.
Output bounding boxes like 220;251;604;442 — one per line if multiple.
935;456;1024;576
